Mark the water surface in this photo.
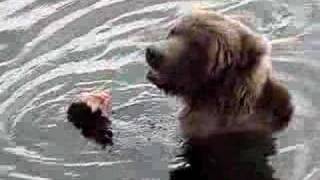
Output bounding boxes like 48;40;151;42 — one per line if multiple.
0;0;317;179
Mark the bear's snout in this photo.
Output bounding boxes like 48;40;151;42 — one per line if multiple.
146;46;163;69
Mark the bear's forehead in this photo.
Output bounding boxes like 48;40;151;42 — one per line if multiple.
169;18;209;37
175;13;251;43
171;12;239;36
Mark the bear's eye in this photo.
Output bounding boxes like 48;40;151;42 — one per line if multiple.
191;31;211;47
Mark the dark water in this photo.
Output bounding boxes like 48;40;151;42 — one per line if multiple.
0;0;317;179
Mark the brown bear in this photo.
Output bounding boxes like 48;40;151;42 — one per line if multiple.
145;9;294;180
145;9;293;139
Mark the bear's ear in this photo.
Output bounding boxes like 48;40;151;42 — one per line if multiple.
238;34;269;69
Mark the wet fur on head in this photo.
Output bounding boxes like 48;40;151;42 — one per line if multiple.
147;9;270;96
146;9;293;138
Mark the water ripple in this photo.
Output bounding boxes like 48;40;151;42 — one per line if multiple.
0;0;317;179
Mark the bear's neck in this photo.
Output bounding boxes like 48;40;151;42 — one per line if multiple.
182;75;262;116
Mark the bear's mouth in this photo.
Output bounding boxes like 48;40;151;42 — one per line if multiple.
146;69;168;87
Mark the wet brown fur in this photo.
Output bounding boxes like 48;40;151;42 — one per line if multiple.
146;10;293;139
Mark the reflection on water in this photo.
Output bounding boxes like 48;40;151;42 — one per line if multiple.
0;0;317;179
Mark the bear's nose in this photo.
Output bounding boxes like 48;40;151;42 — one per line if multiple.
146;46;163;69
